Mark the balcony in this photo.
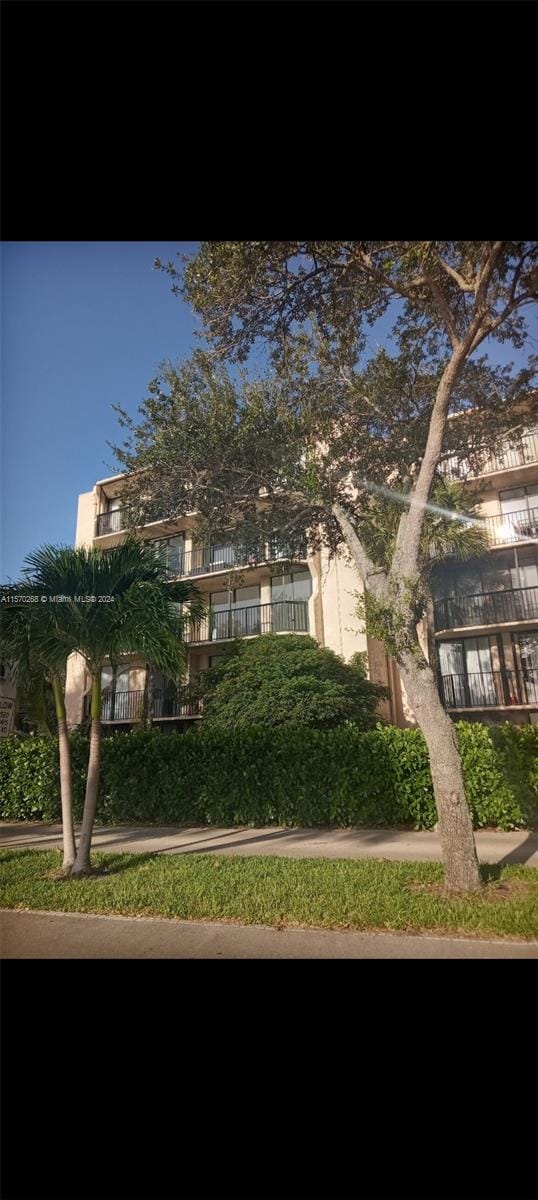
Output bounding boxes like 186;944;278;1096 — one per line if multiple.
153;688;202;719
484;508;538;547
440;669;538;709
84;688;202;721
84;689;144;721
440;429;538;480
434;586;538;632
159;538;308;580
184;599;309;644
95;510;123;536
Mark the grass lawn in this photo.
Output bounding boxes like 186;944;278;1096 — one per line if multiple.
1;848;537;939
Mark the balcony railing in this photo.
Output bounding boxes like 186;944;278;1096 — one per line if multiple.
83;689;145;721
153;689;202;718
434;586;538;632
156;538;308;580
184;599;309;644
484;508;538;547
441;669;538;709
84;688;202;721
440;429;538;480
95;510;123;536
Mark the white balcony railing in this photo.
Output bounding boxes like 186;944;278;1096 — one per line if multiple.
440;428;538;481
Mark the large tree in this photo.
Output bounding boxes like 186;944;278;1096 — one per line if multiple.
116;242;537;891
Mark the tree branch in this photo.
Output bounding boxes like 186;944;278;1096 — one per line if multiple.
439;259;476;292
331;501;386;594
475;241;505;309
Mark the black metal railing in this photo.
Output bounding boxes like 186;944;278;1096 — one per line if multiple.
434;586;538;631
153;689;202;718
484;508;538;546
184;599;309;643
155;538;308;580
95;510;123;536
84;688;202;721
84;689;145;721
440;429;538;480
440;669;538;709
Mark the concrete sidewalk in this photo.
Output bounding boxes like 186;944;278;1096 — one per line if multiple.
1;821;537;865
3;909;537;958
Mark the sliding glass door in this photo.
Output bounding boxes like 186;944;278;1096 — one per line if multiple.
209;585;261;640
439;637;497;706
513;633;538;704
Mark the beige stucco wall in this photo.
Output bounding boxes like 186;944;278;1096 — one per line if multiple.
318;547;367;662
75;491;97;548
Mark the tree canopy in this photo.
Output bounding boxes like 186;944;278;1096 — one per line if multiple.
194;634;386;731
115;240;538;891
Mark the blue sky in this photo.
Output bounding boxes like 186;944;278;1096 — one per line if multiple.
2;242;200;581
2;242;537;583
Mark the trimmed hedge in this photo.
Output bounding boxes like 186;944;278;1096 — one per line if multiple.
0;723;536;830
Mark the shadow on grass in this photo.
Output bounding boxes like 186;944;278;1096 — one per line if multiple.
34;851;162;882
76;852;162;878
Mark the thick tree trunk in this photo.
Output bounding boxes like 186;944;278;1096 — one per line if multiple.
71;674;102;877
398;653;482;892
51;678;77;873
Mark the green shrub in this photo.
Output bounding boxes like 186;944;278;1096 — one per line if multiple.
0;722;536;829
195;635;387;731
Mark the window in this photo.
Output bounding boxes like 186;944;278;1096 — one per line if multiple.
500;487;538;534
499;485;538;515
101;666;131;693
510;562;538;590
271;571;312;603
439;637;497;706
270;572;311;631
209;585;261;639
513;633;538;703
152;534;185;576
106;495;121;512
209;543;235;569
99;665;138;720
101;665;115;692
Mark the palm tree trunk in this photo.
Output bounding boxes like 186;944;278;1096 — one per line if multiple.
71;673;102;877
52;677;77;874
398;654;482;892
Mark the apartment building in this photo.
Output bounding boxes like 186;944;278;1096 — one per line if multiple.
65;482;380;730
65;421;538;731
430;424;538;726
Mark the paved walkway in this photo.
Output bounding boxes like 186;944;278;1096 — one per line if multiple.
1;821;537;865
3;909;537;958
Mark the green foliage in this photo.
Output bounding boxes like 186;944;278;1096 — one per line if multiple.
14;538;205;678
0;733;88;820
2;722;536;830
195;634;386;731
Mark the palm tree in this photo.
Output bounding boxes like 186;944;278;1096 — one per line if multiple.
22;539;205;876
356;476;489;576
0;591;78;873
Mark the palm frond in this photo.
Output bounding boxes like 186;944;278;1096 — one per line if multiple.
11;539;206;678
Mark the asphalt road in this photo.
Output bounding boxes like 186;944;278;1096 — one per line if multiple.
3;909;537;958
2;822;537;865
